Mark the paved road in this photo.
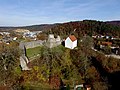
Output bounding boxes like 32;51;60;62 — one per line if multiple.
92;47;120;59
105;54;120;59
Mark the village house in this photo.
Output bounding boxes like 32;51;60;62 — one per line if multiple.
98;41;120;55
65;35;77;49
92;34;105;39
14;29;30;34
23;32;37;38
100;41;112;49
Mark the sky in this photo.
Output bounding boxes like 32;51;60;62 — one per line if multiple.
0;0;120;26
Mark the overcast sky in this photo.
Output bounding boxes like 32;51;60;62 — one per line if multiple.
0;0;120;26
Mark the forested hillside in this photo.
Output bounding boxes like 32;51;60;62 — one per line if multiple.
0;24;55;31
48;20;120;38
106;21;120;26
1;20;120;36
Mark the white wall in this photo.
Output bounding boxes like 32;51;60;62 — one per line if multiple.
72;40;77;48
65;37;73;49
65;37;77;49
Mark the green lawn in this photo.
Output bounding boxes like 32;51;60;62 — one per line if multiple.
26;46;42;58
26;45;65;58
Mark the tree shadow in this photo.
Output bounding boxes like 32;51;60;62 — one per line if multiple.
61;41;65;47
59;78;66;90
91;57;120;90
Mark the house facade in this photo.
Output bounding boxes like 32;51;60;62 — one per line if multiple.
65;35;77;49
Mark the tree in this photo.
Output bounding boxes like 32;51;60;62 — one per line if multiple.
103;46;111;54
38;46;65;82
93;81;108;90
80;35;94;49
0;43;21;86
37;33;47;40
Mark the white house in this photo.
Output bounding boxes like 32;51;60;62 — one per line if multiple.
65;35;77;49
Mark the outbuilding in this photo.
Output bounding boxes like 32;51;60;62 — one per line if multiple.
65;35;77;49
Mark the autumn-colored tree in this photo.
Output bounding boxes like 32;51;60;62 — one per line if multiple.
0;43;21;88
37;33;47;40
93;81;108;90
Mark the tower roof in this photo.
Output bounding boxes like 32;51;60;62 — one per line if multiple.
69;35;77;42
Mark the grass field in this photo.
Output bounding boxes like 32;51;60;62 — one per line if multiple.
26;45;65;58
26;46;42;58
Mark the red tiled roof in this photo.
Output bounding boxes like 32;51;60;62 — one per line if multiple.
101;42;112;45
69;35;77;42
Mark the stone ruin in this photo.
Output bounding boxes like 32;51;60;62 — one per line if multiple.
46;34;61;48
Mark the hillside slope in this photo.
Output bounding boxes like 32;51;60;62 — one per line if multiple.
0;20;120;37
0;24;55;31
50;20;120;37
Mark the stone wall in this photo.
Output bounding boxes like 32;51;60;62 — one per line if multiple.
19;34;61;49
20;40;45;49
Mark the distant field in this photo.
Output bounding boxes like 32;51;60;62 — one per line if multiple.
26;46;42;58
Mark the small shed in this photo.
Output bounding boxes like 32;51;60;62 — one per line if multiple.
65;35;77;49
